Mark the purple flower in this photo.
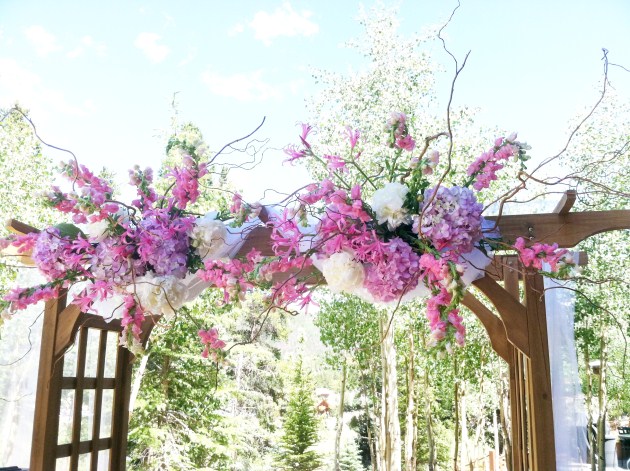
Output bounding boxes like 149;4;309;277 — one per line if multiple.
363;238;421;302
418;186;484;256
135;209;193;278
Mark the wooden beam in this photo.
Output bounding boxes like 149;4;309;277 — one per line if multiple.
472;277;530;356
553;190;577;214
6;219;39;235
462;292;510;361
486;209;630;248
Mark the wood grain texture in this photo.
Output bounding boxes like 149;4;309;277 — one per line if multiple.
462;292;510;361
472;277;529;356
523;270;556;471
486;209;630;247
553;190;577;214
30;293;67;471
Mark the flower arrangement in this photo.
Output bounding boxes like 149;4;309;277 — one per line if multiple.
0;112;573;355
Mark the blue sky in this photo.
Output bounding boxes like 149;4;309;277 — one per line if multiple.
1;0;628;202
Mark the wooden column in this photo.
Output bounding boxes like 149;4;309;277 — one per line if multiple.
30;293;68;471
503;258;526;471
523;270;556;471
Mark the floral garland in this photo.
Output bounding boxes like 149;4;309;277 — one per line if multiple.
0;112;573;355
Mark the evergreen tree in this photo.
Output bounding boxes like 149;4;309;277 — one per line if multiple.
338;442;365;471
275;358;322;470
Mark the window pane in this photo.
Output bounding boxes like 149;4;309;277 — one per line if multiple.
63;342;78;377
80;389;95;441
100;389;114;438
83;329;101;378
103;331;119;378
57;389;74;445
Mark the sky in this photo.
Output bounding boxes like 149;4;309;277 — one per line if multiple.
0;0;629;203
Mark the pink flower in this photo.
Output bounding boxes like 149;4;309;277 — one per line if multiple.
324;154;347;173
299;123;313;148
199;328;226;360
345;126;360;150
284;144;307;164
466;136;525;191
395;135;416;151
513;237;568;271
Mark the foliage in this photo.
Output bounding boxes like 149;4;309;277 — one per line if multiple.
275;357;322;470
127;299;230;470
0;107;55;290
338;441;365;471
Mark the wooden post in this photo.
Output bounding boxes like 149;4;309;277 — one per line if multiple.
523;270;556;471
30;293;68;471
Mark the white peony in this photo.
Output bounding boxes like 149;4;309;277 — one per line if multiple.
370;182;411;230
134;273;188;319
85;219;110;243
190;212;228;260
319;251;365;294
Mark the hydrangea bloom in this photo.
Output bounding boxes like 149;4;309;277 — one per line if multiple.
416;186;484;256
363;238;421;302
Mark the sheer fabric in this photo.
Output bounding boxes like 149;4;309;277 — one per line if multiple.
545;255;589;470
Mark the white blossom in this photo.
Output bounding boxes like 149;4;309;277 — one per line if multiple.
319;251;365;294
190;212;228;260
133;273;188;318
370;182;410;230
85;218;110;243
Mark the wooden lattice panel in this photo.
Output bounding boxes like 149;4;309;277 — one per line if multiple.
30;296;154;471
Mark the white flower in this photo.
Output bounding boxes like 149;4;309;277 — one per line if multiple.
191;212;228;260
134;273;188;318
370;182;410;230
85;219;110;243
319;251;365;294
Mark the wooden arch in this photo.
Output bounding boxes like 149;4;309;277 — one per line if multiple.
9;194;630;471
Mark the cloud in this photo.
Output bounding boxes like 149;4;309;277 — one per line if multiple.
66;35;107;59
249;2;318;45
134;32;170;63
178;47;197;67
201;69;280;101
0;58;92;117
228;23;244;37
24;25;61;56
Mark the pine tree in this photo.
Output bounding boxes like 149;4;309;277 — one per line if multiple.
338;442;365;471
275;358;322;470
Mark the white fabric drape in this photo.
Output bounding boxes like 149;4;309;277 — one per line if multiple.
0;272;43;467
545;255;589;470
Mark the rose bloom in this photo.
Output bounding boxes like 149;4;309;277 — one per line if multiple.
191;212;228;260
320;251;365;294
370;182;410;230
133;273;187;318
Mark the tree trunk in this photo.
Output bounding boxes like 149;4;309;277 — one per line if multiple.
404;331;417;471
493;405;500;471
499;368;512;471
128;348;150;415
425;367;436;471
584;322;596;471
379;314;401;471
334;358;348;471
363;392;377;471
461;387;469;471
370;370;382;470
597;328;608;471
453;354;460;471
